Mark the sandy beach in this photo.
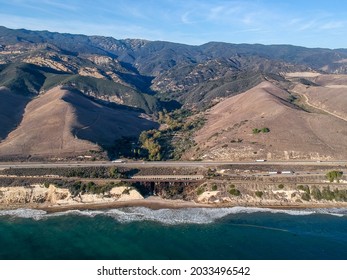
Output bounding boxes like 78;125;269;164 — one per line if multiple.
36;197;213;213
22;197;346;214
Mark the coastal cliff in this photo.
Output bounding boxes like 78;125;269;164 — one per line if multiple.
1;180;347;210
0;184;143;209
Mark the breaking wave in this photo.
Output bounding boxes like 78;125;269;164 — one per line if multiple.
0;206;346;224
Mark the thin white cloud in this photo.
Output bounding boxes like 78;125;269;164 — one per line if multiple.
297;20;317;31
0;0;78;18
241;12;259;25
320;21;345;30
181;11;193;24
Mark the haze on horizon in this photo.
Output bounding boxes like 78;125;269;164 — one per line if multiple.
0;0;346;49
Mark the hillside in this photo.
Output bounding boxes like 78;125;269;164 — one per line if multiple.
2;26;347;74
289;73;347;121
187;81;347;161
0;87;158;160
2;26;347;110
1;26;347;160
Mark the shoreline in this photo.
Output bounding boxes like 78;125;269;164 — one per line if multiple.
1;196;347;213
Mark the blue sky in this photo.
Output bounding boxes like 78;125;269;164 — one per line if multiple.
0;0;346;48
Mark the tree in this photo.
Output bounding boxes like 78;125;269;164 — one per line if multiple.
301;192;311;201
139;130;162;160
311;186;322;200
109;167;119;178
326;170;343;183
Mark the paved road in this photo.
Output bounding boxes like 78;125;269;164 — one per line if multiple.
0;160;346;169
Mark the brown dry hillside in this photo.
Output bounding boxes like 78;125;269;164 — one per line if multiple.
188;81;347;161
0;87;30;141
291;74;347;121
0;86;158;158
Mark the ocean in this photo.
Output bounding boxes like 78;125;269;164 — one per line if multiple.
0;207;346;260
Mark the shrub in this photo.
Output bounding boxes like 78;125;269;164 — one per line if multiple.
301;192;311;201
196;187;204;196
255;191;263;198
326;170;343;183
211;184;218;191
253;128;270;134
278;184;284;189
321;187;335;201
334;189;347;202
252;128;261;134
229;188;241;196
297;185;310;194
311;186;322;200
122;187;131;195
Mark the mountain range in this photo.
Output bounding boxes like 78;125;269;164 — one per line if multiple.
1;26;347;160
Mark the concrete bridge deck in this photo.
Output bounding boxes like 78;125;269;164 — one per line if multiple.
129;175;204;181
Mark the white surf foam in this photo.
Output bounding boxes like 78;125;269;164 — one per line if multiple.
0;209;47;220
0;207;346;224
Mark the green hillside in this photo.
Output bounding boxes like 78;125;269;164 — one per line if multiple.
0;63;47;95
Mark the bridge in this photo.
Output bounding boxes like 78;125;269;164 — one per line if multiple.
129;175;204;182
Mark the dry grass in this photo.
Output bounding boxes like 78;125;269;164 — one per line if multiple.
190;80;347;160
0;86;158;157
299;74;347;120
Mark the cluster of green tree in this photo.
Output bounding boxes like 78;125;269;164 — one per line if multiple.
69;181;130;196
297;184;347;202
158;110;181;131
252;127;270;134
139;130;163;160
107;108;206;161
2;166;124;179
139;109;206;160
111;137;145;159
312;186;347;201
66;167;123;178
326;170;343;182
297;184;311;201
158;183;185;199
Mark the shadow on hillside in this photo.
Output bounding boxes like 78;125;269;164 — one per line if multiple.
0;88;31;141
62;89;159;158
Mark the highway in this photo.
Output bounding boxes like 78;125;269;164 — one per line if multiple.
0;160;346;169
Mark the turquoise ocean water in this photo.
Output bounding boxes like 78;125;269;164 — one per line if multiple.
0;207;346;260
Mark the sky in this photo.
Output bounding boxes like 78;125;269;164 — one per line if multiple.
0;0;346;49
